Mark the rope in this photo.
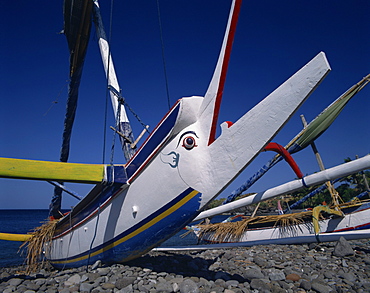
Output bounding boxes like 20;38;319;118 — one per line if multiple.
108;85;150;134
156;0;171;109
101;0;150;163
102;84;109;165
109;96;121;182
107;0;119;178
43;81;68;116
122;98;151;134
101;0;115;165
102;0;119;165
87;203;100;269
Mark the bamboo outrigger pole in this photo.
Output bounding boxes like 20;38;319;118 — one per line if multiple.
300;114;343;209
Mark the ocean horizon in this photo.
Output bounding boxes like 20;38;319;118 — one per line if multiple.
0;209;51;267
0;209;212;268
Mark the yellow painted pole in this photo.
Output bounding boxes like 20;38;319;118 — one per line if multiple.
0;232;33;242
0;157;105;184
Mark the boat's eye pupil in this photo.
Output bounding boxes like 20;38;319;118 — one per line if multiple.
183;136;196;150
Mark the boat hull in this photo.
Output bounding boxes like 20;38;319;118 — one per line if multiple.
48;185;202;269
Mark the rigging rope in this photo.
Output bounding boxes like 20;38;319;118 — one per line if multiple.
43;81;68;116
110;94;121;179
108;85;150;136
102;0;115;165
101;0;150;165
87;203;100;269
156;0;171;109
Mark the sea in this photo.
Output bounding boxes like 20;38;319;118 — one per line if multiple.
0;209;226;268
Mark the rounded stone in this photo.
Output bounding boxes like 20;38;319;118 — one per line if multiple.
179;279;199;293
8;278;23;286
286;273;301;282
115;276;136;290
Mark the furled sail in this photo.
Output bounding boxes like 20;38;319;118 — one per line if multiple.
223;74;370;204
287;74;370;154
50;0;93;218
92;0;136;160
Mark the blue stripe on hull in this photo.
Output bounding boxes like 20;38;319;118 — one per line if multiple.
354;223;370;230
54;183;122;236
126;102;180;179
50;188;201;269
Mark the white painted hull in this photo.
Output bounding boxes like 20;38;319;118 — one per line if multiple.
195;202;370;247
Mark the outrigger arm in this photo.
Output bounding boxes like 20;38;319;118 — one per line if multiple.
0;157;127;185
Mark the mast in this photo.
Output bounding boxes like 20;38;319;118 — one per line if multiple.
92;0;136;161
50;0;93;219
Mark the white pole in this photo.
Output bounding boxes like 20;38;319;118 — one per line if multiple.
195;155;370;221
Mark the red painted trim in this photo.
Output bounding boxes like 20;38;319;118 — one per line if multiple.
333;222;370;232
126;99;181;166
225;121;234;127
264;142;304;179
125;100;181;184
208;0;242;145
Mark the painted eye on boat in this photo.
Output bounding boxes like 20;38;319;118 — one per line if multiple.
183;136;196;150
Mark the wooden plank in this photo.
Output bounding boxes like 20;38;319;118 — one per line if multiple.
0;157;105;184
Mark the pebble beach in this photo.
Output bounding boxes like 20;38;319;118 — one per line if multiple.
1;237;369;293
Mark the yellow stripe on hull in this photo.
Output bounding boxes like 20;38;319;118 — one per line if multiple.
0;157;105;184
0;232;33;242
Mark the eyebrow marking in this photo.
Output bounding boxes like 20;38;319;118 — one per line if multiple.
176;131;198;148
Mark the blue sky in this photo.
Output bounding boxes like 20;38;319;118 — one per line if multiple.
0;0;369;210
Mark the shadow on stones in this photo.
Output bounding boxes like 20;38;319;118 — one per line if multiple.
354;245;370;254
126;252;245;283
0;272;42;283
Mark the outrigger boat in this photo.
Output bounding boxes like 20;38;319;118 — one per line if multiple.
0;0;353;268
167;156;370;249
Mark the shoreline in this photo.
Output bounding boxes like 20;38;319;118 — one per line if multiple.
1;238;370;292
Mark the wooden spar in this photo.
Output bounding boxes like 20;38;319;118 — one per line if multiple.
251;202;260;217
110;126;133;143
0;157;106;184
300;114;342;207
131;125;150;149
357;155;370;198
363;173;370;197
110;125;150;148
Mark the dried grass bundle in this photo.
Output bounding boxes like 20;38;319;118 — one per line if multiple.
198;211;314;243
20;219;58;273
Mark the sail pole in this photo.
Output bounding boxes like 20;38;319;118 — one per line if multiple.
92;0;135;161
300;114;342;208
